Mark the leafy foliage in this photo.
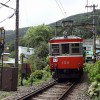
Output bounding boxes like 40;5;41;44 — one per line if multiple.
84;61;100;98
5;10;100;46
26;67;51;85
24;25;52;71
5;27;29;43
84;61;100;82
35;42;49;58
27;42;48;71
9;51;15;58
23;24;53;48
50;9;100;38
30;70;43;79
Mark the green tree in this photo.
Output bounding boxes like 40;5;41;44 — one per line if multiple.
35;42;49;58
24;24;53;48
7;41;15;52
27;42;48;71
19;37;26;46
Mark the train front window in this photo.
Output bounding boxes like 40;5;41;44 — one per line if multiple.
71;43;80;54
52;44;60;56
61;44;69;55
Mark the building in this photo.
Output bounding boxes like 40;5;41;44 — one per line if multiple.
83;39;100;54
18;46;34;60
83;39;100;61
0;46;34;65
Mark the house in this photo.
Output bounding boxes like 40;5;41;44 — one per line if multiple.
83;39;100;61
2;53;10;61
83;39;100;53
0;46;34;65
18;46;34;60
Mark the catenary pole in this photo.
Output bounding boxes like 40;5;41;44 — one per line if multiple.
93;4;97;63
86;4;97;63
15;0;19;67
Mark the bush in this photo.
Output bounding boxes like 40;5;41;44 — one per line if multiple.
29;70;43;83
84;61;100;82
29;69;51;85
84;61;100;98
34;70;43;79
43;65;50;72
42;70;51;81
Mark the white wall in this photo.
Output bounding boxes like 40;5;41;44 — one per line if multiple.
18;46;34;60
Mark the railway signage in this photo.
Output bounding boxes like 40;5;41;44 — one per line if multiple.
53;57;58;62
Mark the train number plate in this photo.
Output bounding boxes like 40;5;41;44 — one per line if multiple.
53;57;58;62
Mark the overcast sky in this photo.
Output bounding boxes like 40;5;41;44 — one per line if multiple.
0;0;100;30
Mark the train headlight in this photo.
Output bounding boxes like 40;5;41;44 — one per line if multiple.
78;63;81;70
51;64;54;68
53;57;58;62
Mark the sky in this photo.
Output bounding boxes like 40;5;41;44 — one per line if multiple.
0;0;100;30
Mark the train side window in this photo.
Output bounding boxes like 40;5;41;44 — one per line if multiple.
52;44;60;56
71;43;80;54
61;44;69;55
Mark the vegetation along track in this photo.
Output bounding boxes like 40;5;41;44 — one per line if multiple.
17;80;76;100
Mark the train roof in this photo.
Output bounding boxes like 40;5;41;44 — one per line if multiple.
51;35;82;40
49;35;83;43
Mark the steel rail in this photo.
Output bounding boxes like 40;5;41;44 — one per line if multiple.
58;82;76;100
17;80;57;100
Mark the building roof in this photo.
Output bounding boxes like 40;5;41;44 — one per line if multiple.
83;39;100;46
2;53;10;55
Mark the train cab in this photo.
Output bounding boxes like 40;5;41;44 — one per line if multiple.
49;35;84;79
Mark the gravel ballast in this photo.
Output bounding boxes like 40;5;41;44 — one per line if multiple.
0;74;91;100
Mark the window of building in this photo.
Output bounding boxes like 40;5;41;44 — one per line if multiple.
87;47;91;51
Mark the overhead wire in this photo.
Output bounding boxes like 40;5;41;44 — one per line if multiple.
0;13;15;23
55;0;66;17
0;0;10;8
58;0;67;17
0;0;15;24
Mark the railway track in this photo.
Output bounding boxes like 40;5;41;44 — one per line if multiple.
17;80;76;100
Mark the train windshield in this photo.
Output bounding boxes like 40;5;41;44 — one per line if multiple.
50;43;82;56
52;44;60;56
62;44;69;55
71;43;80;54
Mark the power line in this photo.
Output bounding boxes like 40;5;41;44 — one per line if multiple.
58;0;67;17
55;0;66;17
0;0;10;8
0;2;15;24
0;13;15;23
0;2;15;10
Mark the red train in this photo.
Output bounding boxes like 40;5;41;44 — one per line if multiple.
49;34;84;80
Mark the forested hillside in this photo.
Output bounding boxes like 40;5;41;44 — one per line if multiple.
50;9;100;38
50;9;100;27
5;27;29;43
5;9;100;43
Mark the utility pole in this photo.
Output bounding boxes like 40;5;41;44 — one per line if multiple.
15;0;19;67
86;4;98;63
0;1;19;91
